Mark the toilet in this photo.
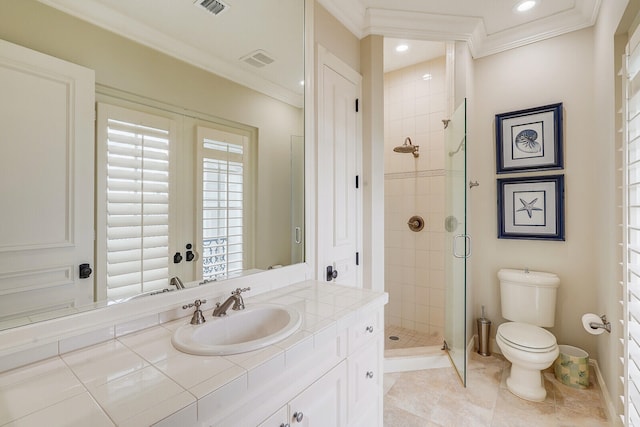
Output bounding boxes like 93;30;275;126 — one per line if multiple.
496;268;560;402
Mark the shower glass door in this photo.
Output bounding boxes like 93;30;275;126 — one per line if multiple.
444;98;467;385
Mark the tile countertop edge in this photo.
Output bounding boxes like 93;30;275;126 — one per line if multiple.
0;281;388;426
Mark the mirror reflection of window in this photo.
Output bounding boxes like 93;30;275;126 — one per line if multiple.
197;126;254;282
96;103;176;301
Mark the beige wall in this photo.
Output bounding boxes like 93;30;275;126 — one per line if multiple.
314;2;361;73
471;28;599;359
0;0;303;277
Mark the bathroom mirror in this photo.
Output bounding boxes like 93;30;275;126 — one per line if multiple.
0;0;305;330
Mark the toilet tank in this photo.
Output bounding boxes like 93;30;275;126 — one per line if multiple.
498;269;560;327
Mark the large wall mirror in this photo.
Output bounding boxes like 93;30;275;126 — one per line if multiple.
0;0;305;331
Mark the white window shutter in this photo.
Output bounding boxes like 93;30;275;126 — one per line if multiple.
96;104;174;300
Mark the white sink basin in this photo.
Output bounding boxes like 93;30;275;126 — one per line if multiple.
171;304;302;356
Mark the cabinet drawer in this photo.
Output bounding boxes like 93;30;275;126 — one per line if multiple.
348;336;382;426
348;309;381;354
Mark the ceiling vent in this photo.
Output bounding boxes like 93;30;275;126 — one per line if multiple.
194;0;229;16
240;50;275;68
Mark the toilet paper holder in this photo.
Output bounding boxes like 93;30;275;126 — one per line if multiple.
589;314;611;333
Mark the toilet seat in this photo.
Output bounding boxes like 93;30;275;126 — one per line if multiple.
497;322;556;353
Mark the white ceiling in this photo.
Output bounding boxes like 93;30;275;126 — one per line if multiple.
37;0;601;106
384;39;445;73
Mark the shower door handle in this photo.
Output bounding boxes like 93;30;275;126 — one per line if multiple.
453;234;471;259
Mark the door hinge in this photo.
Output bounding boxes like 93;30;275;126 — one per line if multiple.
355;175;359;189
356;252;359;266
355;98;359;112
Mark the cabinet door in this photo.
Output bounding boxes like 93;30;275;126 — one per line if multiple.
258;405;288;427
348;336;382;426
0;39;95;319
288;360;347;427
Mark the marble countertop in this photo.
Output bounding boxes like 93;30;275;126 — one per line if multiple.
0;281;387;426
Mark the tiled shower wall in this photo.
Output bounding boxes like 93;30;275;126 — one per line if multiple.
384;56;447;341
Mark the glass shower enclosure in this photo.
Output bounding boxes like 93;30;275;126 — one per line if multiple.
443;99;468;385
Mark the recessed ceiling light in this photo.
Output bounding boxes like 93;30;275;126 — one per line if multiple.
515;0;537;12
395;44;409;53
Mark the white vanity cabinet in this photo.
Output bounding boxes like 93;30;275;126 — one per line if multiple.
257;307;383;427
259;361;348;427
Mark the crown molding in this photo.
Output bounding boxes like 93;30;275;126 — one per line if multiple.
38;0;303;107
472;0;602;58
316;0;367;39
318;0;601;59
365;8;483;57
365;8;481;45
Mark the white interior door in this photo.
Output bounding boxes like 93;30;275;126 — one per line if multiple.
317;46;362;287
0;40;95;320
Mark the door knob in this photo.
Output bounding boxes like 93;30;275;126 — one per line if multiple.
79;263;92;279
326;265;338;281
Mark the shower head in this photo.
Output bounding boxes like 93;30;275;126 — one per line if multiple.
393;137;419;158
393;145;415;154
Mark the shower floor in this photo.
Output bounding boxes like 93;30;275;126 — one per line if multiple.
384;324;442;350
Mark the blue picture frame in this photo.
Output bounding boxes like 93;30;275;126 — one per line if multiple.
497;175;565;241
496;103;563;173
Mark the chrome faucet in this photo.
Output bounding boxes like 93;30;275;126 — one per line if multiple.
212;287;251;317
170;276;185;290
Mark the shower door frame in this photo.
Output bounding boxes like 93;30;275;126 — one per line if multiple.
443;98;468;386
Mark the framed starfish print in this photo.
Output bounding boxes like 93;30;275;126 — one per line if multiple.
497;175;565;241
495;103;563;173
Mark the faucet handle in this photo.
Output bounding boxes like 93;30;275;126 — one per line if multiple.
182;299;207;310
232;287;251;295
182;299;207;325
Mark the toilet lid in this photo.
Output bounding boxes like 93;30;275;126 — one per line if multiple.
498;322;557;352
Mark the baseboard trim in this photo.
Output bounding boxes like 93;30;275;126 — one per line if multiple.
590;358;620;426
467;334;475;358
472;333;501;356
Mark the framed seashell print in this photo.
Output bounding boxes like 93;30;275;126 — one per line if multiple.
497;175;565;241
495;103;563;173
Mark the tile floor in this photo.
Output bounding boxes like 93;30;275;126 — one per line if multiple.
383;352;610;427
385;324;443;350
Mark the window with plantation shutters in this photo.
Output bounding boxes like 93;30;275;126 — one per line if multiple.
96;103;175;301
196;126;252;282
624;21;640;427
